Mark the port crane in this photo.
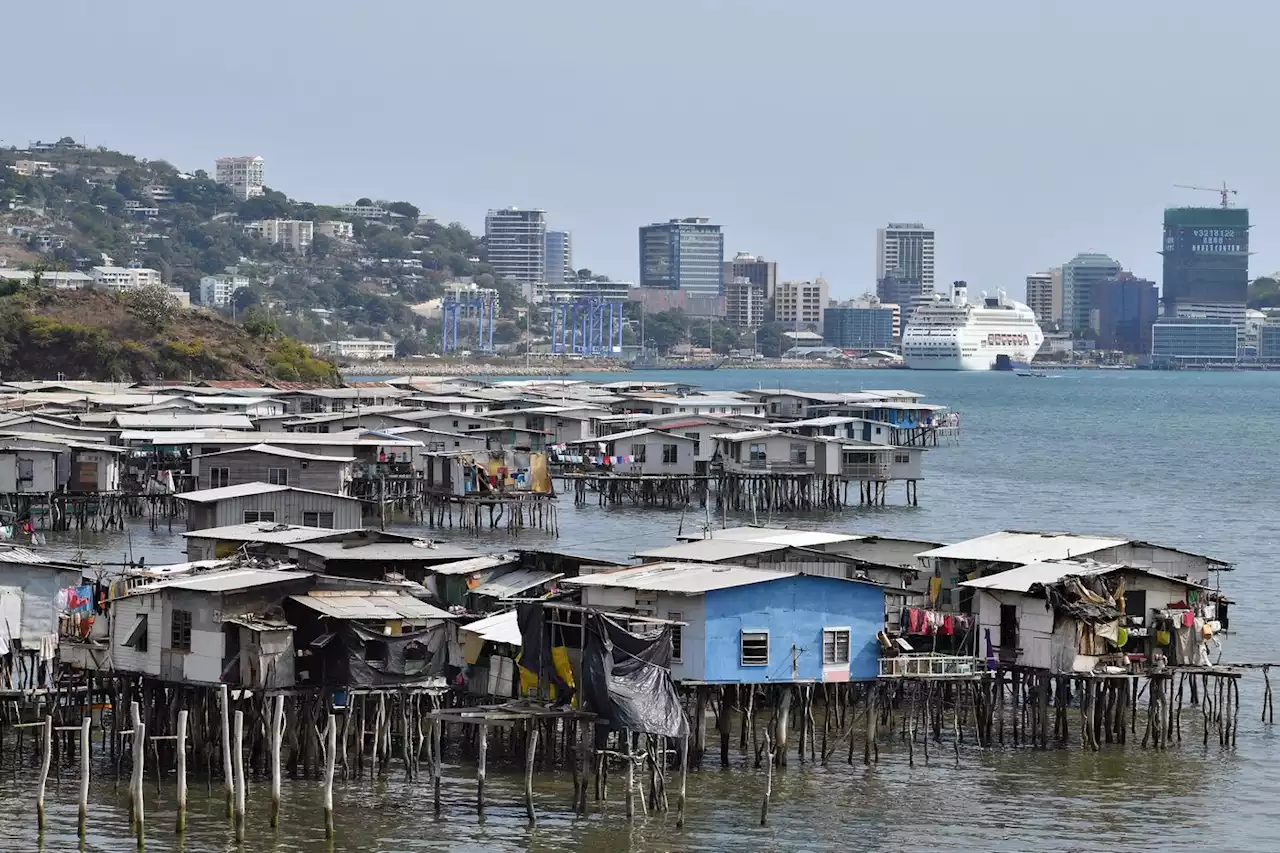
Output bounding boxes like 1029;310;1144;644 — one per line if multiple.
1173;182;1238;209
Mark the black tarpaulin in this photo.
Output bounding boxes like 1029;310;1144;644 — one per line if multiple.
516;603;575;702
340;622;445;686
582;612;688;739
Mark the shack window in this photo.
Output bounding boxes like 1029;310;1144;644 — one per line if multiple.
267;468;289;486
124;615;148;651
209;467;230;489
894;452;910;464
662;444;679;464
365;639;388;663
243;510;276;524
630;443;647;463
741;631;768;666
668;611;682;663
789;443;808;465
303;511;335;529
748;443;767;463
822;628;851;665
171;610;193;652
684;433;701;456
17;458;34;481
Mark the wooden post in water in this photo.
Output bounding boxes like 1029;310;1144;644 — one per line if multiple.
624;730;635;822
133;717;146;846
323;713;337;838
79;712;91;835
36;716;52;831
175;709;187;834
476;723;487;817
524;725;539;824
232;710;245;842
432;717;442;815
676;735;688;829
220;684;233;816
760;730;773;827
270;694;284;828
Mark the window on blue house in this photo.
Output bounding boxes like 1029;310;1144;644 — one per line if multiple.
667;612;682;663
741;631;769;666
822;628;850;665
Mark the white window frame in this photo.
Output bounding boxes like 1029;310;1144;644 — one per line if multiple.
668;611;682;663
894;452;910;464
822;626;851;666
267;467;289;485
740;630;769;667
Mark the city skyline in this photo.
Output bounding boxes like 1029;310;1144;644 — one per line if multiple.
10;1;1278;299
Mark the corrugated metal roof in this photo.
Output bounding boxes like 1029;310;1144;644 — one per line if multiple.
194;444;356;462
565;562;797;594
470;569;563;598
674;527;865;548
712;429;785;442
958;561;1118;593
290;540;479;563
112;413;254;430
289;591;452;620
635;539;793;562
174;483;360;504
0;546;55;564
427;554;521;576
460;610;521;645
132;568;311;594
916;531;1129;564
181;523;362;543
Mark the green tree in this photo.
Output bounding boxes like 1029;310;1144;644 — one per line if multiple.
128;280;179;331
1248;276;1280;309
355;197;373;207
386;201;419;220
311;232;333;259
237;189;292;221
242;309;281;340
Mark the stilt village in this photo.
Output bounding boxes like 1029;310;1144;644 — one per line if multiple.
0;374;1264;843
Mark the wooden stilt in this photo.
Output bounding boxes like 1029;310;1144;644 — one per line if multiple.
270;694;284;828
220;684;233;816
476;723;488;817
79;717;91;838
233;710;246;842
324;713;337;838
175;710;187;834
676;735;688;829
524;725;539;824
36;716;51;831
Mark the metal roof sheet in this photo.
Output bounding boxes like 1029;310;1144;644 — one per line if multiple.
916;531;1130;564
132;568;311;594
675;527;865;547
425;554;521;576
181;523;363;543
289;540;479;562
460;610;522;645
112;413;254;429
174;483;361;504
958;561;1118;593
194;444;356;463
635;539;794;562
711;429;785;442
565;562;797;594
290;591;452;620
470;569;563;598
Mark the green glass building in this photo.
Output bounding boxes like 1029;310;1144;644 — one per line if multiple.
1160;207;1249;313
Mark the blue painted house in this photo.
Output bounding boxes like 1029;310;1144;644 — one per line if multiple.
566;562;884;684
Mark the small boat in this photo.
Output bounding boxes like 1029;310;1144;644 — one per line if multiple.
1015;370;1047;378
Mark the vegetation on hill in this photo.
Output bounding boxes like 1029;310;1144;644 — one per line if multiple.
0;284;338;382
1248;276;1280;310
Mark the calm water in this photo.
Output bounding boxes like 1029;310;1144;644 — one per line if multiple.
23;368;1280;852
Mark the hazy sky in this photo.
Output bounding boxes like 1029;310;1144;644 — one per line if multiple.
9;1;1276;299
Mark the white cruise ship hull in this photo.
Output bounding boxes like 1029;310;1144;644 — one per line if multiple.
901;290;1044;371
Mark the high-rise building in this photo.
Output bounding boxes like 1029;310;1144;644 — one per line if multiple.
1061;253;1122;334
774;278;829;331
544;230;573;286
244;219;314;253
638;217;724;297
1025;271;1060;326
214;156;265;201
485;208;547;285
824;298;896;350
725;277;767;328
1161;206;1249;318
876;223;935;297
723;252;777;300
1091;272;1159;354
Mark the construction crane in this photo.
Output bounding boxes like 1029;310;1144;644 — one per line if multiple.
1173;182;1238;209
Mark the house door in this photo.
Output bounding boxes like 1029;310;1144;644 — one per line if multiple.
998;604;1019;664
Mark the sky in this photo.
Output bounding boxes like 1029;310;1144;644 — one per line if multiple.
8;1;1278;300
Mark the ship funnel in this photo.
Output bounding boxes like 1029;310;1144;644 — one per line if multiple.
952;280;968;305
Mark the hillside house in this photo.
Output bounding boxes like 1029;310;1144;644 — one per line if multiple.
565;562;885;684
176;483;364;531
191;444;355;494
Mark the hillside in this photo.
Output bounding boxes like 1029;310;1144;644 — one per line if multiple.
0;140;512;354
0;286;339;383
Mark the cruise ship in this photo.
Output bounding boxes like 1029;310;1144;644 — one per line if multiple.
902;281;1044;370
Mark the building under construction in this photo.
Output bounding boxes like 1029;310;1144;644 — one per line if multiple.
1161;202;1249;317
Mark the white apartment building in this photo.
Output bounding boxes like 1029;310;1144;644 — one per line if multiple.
319;340;397;360
199;273;251;308
316;220;354;240
485;207;546;284
876;222;936;295
245;219;314;253
774;278;830;331
334;204;389;220
90;266;163;292
11;160;58;177
214;156;265;201
1025;270;1061;326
